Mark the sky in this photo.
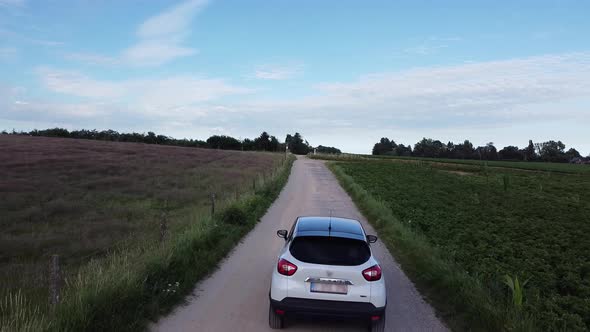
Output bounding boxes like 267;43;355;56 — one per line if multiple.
1;0;589;155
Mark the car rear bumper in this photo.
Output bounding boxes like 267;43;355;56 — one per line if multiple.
270;296;386;319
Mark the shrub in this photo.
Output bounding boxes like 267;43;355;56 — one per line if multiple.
219;206;248;225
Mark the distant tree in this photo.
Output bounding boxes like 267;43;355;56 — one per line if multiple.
254;131;271;151
413;138;444;158
372;138;396;155
534;142;543;159
277;142;287;152
524;140;536;161
286;132;311;155
206;135;242;150
499;146;523;160
95;129;120;141
432;140;444;157
145;131;157;144
12;127;212;148
537;140;567;162
242;138;255;151
445;141;455;158
477;142;498;160
412;138;428;157
30;128;70;138
364;136;580;164
316;145;342;154
156;134;169;145
452;140;475;159
269;136;280;152
394;144;412;156
565;148;581;160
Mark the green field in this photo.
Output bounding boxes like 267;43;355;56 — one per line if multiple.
311;153;590;174
370;155;590;173
330;160;590;331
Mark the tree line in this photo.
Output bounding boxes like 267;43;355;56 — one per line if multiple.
2;128;341;156
372;137;588;163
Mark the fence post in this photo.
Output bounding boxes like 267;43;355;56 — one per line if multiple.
210;193;216;215
252;177;256;191
159;212;168;243
49;254;61;305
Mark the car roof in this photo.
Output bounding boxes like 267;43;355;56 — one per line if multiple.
293;216;366;241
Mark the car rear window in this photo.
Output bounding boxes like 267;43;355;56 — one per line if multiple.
289;236;370;266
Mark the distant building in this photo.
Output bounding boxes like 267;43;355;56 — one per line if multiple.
570;157;590;164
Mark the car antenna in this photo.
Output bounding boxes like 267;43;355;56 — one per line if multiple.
329;209;332;236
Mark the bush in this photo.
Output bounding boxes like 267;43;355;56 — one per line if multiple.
219;206;248;225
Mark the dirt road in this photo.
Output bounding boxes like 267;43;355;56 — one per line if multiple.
152;156;447;332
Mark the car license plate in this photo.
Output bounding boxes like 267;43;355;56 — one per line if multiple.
310;282;348;294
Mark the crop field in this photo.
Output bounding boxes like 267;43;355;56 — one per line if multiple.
368;155;590;174
0;135;284;305
332;160;589;331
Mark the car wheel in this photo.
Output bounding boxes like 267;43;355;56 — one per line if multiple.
369;312;385;332
268;304;284;329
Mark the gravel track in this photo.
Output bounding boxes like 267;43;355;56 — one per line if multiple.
151;156;447;332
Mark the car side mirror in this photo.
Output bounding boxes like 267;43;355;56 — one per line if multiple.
366;235;378;243
277;229;288;240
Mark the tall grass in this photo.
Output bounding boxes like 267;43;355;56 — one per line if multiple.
327;162;536;331
0;291;49;332
1;156;295;332
503;275;531;309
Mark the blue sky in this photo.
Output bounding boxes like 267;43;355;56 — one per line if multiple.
1;0;589;154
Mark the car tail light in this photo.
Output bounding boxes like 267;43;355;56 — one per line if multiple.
277;258;297;276
362;264;382;281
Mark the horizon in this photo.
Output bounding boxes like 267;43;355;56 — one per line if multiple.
1;0;589;155
4;127;588;159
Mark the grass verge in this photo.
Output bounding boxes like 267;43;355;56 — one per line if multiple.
327;162;536;332
1;155;295;332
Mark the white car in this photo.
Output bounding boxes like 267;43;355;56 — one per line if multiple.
269;216;386;331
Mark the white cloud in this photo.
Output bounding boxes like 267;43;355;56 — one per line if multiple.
397;36;461;56
37;67;128;99
402;44;447;55
311;52;590;117
209;52;590;152
36;67;253;116
64;53;118;66
253;64;303;80
0;27;63;47
46;52;589;130
122;40;197;66
124;0;207;65
137;0;207;39
68;0;208;67
0;46;17;59
7;52;590;155
29;39;63;47
0;0;24;7
428;36;462;42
